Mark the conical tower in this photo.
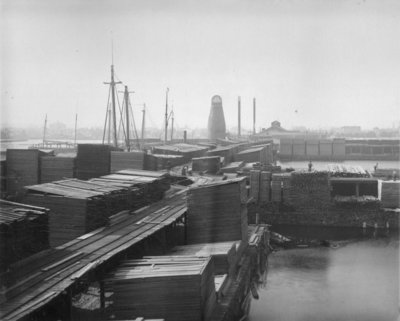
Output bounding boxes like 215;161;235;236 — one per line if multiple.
207;95;226;141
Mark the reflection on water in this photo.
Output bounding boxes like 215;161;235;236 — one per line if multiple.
250;227;399;321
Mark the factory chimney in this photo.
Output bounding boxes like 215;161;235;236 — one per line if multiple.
207;95;226;141
253;97;256;135
238;96;241;137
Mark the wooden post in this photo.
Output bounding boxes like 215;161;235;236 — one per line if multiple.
355;183;360;197
184;212;188;245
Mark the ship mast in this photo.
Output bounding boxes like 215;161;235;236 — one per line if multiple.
42;114;47;145
164;88;169;144
141;104;146;142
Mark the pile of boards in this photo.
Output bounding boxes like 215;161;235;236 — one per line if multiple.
271;173;291;202
6;149;52;196
220;161;244;174
249;170;273;203
381;181;400;208
91;169;170;206
22;170;171;247
23;179;125;247
110;151;145;172
170;241;240;277
192;156;221;174
0;200;49;272
144;154;185;171
285;171;331;206
105;256;216;321
186;177;248;244
75;144;121;180
327;164;370;178
40;155;76;183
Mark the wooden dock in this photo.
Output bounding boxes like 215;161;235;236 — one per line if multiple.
0;189;188;321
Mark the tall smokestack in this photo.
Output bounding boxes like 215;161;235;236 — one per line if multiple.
238;96;241;137
208;95;226;141
253;97;256;135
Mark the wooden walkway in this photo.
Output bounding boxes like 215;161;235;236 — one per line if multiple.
0;189;188;321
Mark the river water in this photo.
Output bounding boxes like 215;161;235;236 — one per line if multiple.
249;226;399;321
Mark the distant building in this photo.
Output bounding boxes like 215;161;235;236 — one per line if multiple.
259;121;296;137
341;126;362;135
207;95;226;141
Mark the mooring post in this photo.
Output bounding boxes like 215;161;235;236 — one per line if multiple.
255;213;259;225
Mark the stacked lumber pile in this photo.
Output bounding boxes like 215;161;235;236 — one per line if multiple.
186;177;248;244
170;241;238;276
0;160;6;195
75;144;119;180
381;181;400;208
152;143;209;162
235;145;271;164
6;149;51;196
327;164;370;178
270;173;291;202
206;145;238;164
110;151;145;172
0;200;49;272
286;171;330;207
220;161;244;173
259;171;271;203
105;256;216;321
144;154;185;171
97;169;170;205
249;170;260;202
40;155;75;183
23;179;129;247
192;156;221;174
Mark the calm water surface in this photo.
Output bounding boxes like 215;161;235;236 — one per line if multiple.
250;227;399;321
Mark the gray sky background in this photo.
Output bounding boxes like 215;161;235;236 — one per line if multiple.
1;0;400;131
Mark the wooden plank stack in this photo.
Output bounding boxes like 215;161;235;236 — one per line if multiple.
0;160;6;195
249;170;260;202
271;175;282;202
75;144;119;180
235;145;272;164
186;178;248;244
327;164;370;178
259;171;272;203
285;171;331;207
170;241;238;276
40;155;76;183
110;151;145;172
220;161;244;173
272;173;291;202
0;200;49;272
6;149;50;196
144;154;185;171
22;179;133;247
381;181;400;208
192;156;221;174
104;256;216;321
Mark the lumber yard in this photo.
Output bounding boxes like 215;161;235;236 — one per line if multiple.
0;137;398;320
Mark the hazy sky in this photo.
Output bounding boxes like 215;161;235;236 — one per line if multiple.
1;0;400;131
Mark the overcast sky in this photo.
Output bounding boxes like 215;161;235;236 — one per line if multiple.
1;0;400;131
